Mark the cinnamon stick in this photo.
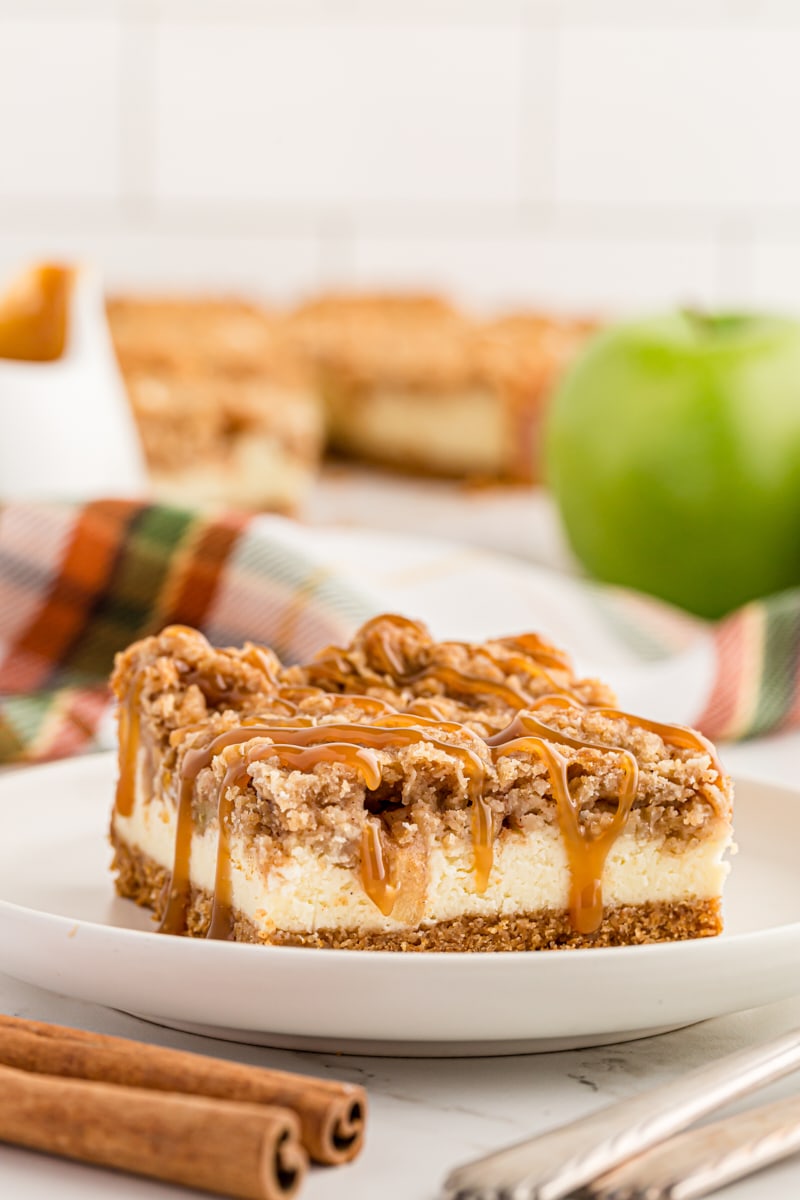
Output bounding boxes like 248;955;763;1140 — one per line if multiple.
0;1062;306;1200
0;1015;366;1165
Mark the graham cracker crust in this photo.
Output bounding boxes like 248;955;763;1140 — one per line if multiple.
111;829;723;953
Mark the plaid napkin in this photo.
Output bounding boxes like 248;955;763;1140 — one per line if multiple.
0;500;371;763
0;499;798;764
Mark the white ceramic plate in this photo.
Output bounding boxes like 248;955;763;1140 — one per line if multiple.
0;753;798;1057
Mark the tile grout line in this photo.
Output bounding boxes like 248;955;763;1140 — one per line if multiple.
117;1;159;220
518;4;560;216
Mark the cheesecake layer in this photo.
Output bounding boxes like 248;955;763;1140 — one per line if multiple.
112;834;723;951
113;783;730;938
148;435;317;511
326;386;507;478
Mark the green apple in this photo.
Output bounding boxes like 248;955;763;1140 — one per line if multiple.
545;312;800;618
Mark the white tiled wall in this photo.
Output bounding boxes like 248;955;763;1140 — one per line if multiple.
3;0;800;315
155;24;526;207
0;17;121;200
556;30;800;213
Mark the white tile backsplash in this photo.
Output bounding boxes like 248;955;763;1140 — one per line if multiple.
556;29;800;213
553;0;730;25
353;228;720;314
154;22;526;208
0;18;121;200
0;2;799;311
750;239;800;312
0;227;321;302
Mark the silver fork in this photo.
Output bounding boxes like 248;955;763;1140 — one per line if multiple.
586;1092;800;1199
441;1029;800;1200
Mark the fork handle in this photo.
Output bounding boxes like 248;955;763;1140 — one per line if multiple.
587;1092;800;1199
441;1029;800;1199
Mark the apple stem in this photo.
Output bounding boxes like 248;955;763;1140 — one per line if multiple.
681;308;714;338
681;308;751;341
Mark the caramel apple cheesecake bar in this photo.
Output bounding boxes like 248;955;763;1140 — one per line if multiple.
289;294;594;482
110;616;732;951
107;297;324;512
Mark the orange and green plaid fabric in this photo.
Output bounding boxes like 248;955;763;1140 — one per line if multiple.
0;500;371;763
0;499;799;764
695;587;800;740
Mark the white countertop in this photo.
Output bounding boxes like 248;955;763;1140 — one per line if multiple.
3;479;799;1199
3;944;800;1200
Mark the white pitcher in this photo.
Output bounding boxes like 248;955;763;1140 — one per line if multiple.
0;264;148;501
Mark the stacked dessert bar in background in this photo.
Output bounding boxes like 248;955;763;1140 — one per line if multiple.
108;291;596;508
106;297;325;512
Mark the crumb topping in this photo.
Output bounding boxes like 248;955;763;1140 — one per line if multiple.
112;616;732;869
107;297;324;478
107;296;308;386
289;293;595;400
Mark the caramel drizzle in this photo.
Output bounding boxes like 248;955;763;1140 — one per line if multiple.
240;644;280;684
159;725;282;935
487;710;587;751
360;818;398;918
304;648;362;686
592;707;723;778
406;698;450;722
309;615;561;708
493;732;639;934
441;643;563;692
486;703;721;932
355;710;494;888
471;793;495;894
526;693;585;711
273;685;320;702
357;614;427;677
499;633;572;671
370;711;465;734
175;665;253;708
115;678;143;818
489;710;641;933
247;647;405;727
501;695;722;778
310;656;533;710
481;650;561;691
176;646;288;711
357;615;571;677
288;691;396;718
161;624;204;640
161;719;488;937
162;718;318;935
208;742;382;939
446;634;571;673
405;665;530;709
